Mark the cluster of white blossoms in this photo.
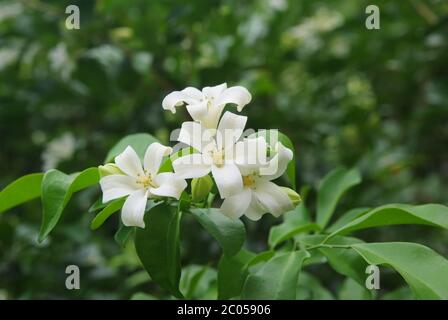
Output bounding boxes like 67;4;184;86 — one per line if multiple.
100;83;296;228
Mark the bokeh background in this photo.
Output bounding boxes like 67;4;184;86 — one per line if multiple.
0;0;447;299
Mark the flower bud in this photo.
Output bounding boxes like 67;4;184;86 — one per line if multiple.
281;187;301;206
98;163;123;178
191;175;213;203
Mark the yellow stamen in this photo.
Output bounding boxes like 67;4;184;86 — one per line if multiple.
242;175;255;187
212;149;224;167
137;174;154;188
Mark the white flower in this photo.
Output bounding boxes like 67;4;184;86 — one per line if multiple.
172;111;248;198
162;83;252;129
100;143;187;228
220;139;294;221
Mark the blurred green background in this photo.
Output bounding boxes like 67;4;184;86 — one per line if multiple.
0;0;447;299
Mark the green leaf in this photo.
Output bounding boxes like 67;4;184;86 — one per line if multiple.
299;235;368;286
114;224;135;247
39;168;99;242
269;223;320;249
352;242;448;300
249;129;296;189
0;173;44;214
328;203;448;238
130;292;158;300
105;133;159;163
88;197;107;213
327;207;371;233
157;147;195;174
268;202;315;249
297;272;334;300
248;250;276;267
338;278;371;300
316;167;361;228
241;250;310;300
217;249;255;300
135;203;183;298
189;208;245;257
90;198;125;230
180;265;217;299
381;286;415;300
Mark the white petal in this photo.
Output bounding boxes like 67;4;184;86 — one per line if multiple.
186;100;208;123
244;194;267;221
100;175;140;203
115;146;144;178
121;189;148;228
259;142;293;180
220;188;251;219
201;104;226;130
144;142;172;176
178;121;214;153
234;136;268;173
162;87;203;113
182;87;204;100
253;179;293;217
212;163;243;198
216;111;247;151
150;172;187;200
215;86;252;112
202;83;227;100
172;154;212;179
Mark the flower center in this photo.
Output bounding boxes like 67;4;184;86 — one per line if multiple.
201;96;214;109
242;175;255;188
212;149;224;167
137;172;154;188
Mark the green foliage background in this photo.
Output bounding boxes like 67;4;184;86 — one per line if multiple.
0;0;447;299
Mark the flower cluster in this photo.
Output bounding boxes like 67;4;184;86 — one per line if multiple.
100;83;298;228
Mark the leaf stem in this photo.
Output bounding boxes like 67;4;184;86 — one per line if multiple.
305;243;352;251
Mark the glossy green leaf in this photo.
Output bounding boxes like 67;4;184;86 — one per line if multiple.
268;202;318;249
159;147;194;173
316;167;361;228
88;197;107;213
39;168;99;242
302;250;328;267
327;207;371;233
180;265;217;299
246;251;276;271
338;278;371;300
217;249;255;300
270;223;320;249
381;286;414;300
241;250;310;300
135;203;183;298
297;272;334;300
329;203;448;238
90;198;125;230
300;235;368;286
130;292;158;300
0;173;44;214
114;224;135;247
189;208;245;257
105;133;159;163
352;242;448;299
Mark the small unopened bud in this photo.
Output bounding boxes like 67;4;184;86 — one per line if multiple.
191;175;213;202
281;187;301;206
99;163;123;178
